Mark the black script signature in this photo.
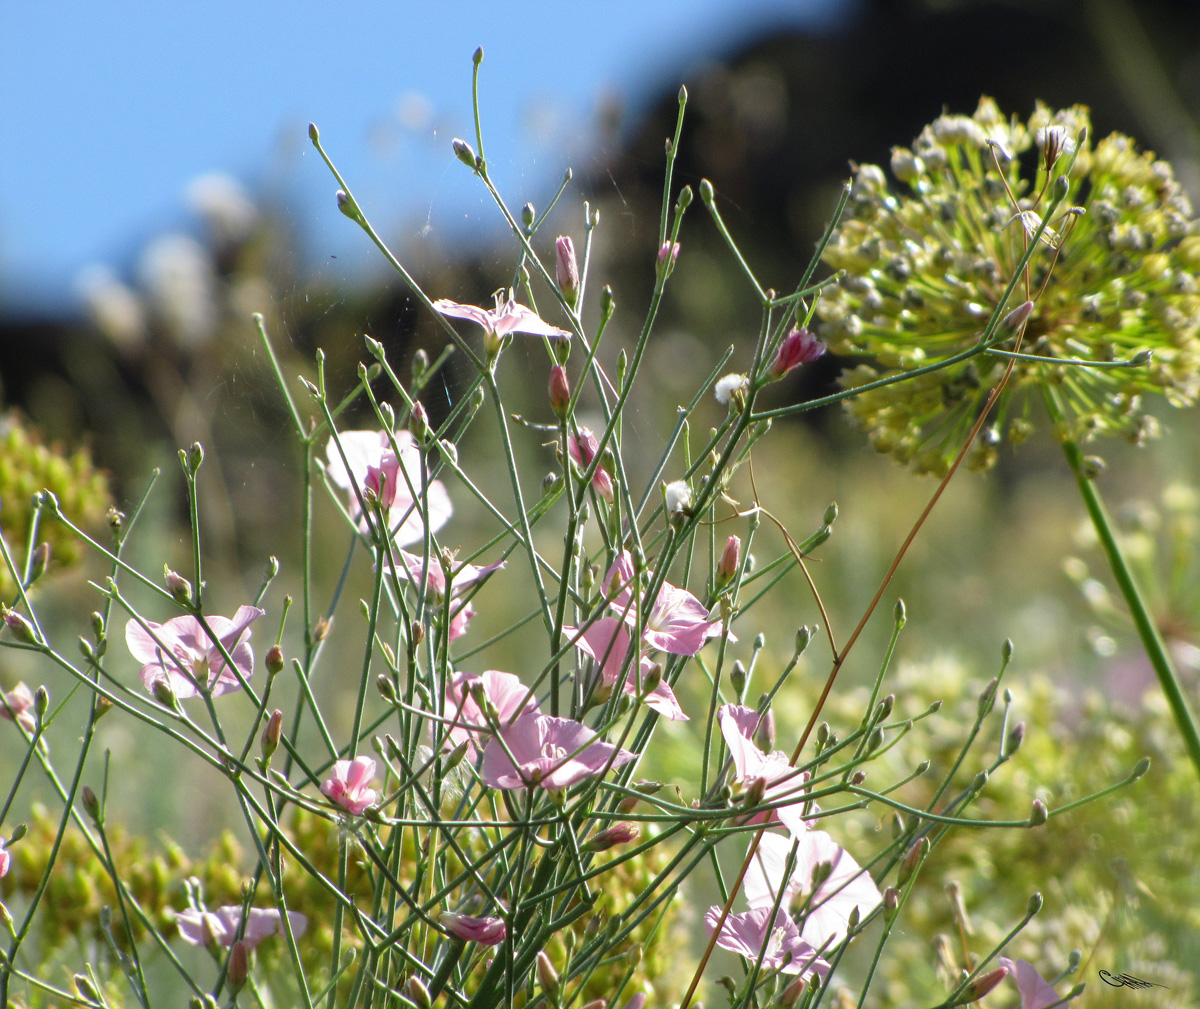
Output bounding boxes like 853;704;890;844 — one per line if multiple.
1099;969;1169;989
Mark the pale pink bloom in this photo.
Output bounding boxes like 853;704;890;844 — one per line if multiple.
567;426;614;502
998;957;1064;1009
126;606;264;699
321;756;379;815
0;682;36;732
441;912;507;946
176;905;307;950
433;291;571;339
566;617;688;720
718;704;817;836
0;839;9;878
480;712;635;791
604;551;728;655
325;429;452;546
392;550;505;641
704;905;830;979
744;831;883;948
769;327;826;379
442;669;540;755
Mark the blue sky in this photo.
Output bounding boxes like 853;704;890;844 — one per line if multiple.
0;0;849;315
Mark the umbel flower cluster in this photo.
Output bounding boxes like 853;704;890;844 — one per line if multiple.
817;97;1200;474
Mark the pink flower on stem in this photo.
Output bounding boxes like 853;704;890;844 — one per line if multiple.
566;617;688;721
442;669;540;755
704;905;830;979
743;830;883;948
321;756;379;815
998;957;1064;1009
567;426;614;502
769;327;826;380
480;712;635;791
325;430;453;546
555;236;580;306
0;682;36;732
441;912;508;946
126;606;264;699
434;291;571;347
605;551;729;656
176;905;307;950
392;550;505;642
718;704;817;837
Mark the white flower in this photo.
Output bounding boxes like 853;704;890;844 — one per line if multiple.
714;373;748;407
664;480;692;517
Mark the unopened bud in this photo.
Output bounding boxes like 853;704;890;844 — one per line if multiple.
265;644;284;678
1131;756;1151;779
152;677;178;710
848;769;867;785
556;236;580;306
977;677;997;717
81;785;101;823
584;822;640;852
227;939;250;994
549;365;571;418
898;836;929;887
164;567;192;605
1029;798;1047;827
261;709;283;761
717;535;741;587
795;625;812;655
74;974;102;1003
971;769;988;793
1000;300;1034;331
742;775;767;811
1026;891;1043;916
94;694;113;721
28;542;50;583
442;738;471;771
452;138;478;169
656;240;681;279
2;609;38;645
883;885;900;918
313;617;333;642
699;178;715;204
403;975;432;1009
1005;721;1026;755
893;598;906;627
522;202;536;228
377;675;397;704
753;706;775;753
1082;455;1106;479
34;685;49;720
961;966;1008;1003
537;950;559;997
729;660;747;698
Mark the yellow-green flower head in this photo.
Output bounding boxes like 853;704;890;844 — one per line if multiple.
817;97;1200;475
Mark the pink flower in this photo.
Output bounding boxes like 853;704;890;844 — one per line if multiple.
0;682;36;732
555;237;579;306
744;831;883;948
392;550;505;641
176;905;307;950
998;957;1063;1009
325;429;453;546
605;551;728;656
0;839;10;878
442;669;540;755
717;704;816;835
704;905;830;979
769;327;826;379
717;535;741;586
321;756;379;815
441;912;507;946
434;291;571;340
126;606;264;699
480;712;635;791
566;617;688;721
567;426;614;502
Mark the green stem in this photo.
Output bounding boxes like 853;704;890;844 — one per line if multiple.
1045;389;1200;784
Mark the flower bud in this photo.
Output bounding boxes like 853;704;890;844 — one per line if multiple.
1131;756;1151;779
753;707;775;753
1026;890;1043;916
977;677;998;717
186;442;204;473
1005;721;1026;755
999;299;1034;331
522;202;536;228
227;939;250;995
1028;798;1048;827
81;785;101;823
74;974;102;1003
265;644;284;679
549;365;571;418
34;685;49;720
556;236;580;306
28;542;50;584
152;677;178;710
314;617;333;642
441;912;507;946
403;975;432;1009
769;327;826;379
960;966;1008;1003
898;836;929;887
261;709;283;761
729;660;747;698
883;885;900;919
536;950;559;997
164;567;193;606
584;822;640;852
2;609;38;645
656;240;681;279
94;694;113;721
699;178;715;204
452;138;478;169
